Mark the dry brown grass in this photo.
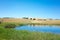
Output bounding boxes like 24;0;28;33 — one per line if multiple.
0;18;31;23
31;20;60;25
0;18;60;25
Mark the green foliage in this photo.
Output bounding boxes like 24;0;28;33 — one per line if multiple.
33;18;36;20
4;24;16;28
22;17;28;19
30;18;32;20
0;21;2;24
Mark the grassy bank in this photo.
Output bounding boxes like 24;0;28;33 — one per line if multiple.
0;22;27;27
0;27;60;40
0;20;60;40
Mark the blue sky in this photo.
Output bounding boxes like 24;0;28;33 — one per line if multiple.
0;0;60;19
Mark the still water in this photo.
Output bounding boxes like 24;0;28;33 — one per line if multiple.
15;25;60;34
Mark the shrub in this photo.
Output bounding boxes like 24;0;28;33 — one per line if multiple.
22;17;28;19
0;21;2;24
5;24;16;28
30;18;32;20
0;21;1;24
33;18;36;20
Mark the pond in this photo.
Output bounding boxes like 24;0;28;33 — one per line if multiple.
15;25;60;34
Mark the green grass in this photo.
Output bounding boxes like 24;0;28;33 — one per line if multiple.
0;22;27;27
0;23;60;40
0;26;60;40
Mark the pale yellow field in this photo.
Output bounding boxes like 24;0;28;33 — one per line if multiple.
31;20;60;25
0;18;60;25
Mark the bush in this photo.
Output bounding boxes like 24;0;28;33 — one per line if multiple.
5;24;16;28
0;21;2;24
33;18;36;20
22;17;28;19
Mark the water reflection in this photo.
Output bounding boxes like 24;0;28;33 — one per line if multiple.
15;25;60;34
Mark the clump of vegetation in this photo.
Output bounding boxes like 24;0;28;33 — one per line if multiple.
30;18;32;20
22;17;29;19
4;24;16;28
19;24;26;26
33;18;36;20
0;20;3;24
0;21;2;24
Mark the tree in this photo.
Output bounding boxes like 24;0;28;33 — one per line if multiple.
33;18;36;20
22;17;28;19
30;18;32;20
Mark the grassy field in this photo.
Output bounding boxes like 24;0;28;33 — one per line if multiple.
0;18;60;25
0;27;60;40
0;18;60;40
0;23;60;40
